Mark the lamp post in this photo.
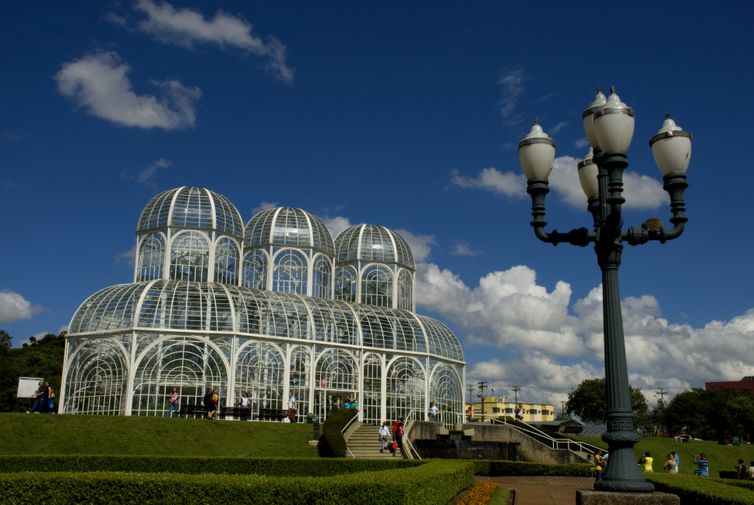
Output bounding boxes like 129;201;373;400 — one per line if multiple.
518;87;691;493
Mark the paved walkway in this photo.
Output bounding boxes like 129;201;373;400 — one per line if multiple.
476;476;595;505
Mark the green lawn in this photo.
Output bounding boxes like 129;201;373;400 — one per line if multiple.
0;413;317;457
572;434;754;477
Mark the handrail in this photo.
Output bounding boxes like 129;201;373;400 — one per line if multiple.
491;416;597;461
341;410;360;459
402;410;422;460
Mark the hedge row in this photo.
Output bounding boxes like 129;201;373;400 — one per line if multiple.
1;460;474;505
648;473;754;505
0;455;419;476
473;460;592;477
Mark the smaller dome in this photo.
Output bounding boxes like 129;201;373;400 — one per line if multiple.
244;207;335;255
137;186;244;238
335;224;415;270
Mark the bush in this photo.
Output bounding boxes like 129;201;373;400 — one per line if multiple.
318;408;357;457
648;473;754;505
473;460;592;477
0;455;420;476
0;459;474;505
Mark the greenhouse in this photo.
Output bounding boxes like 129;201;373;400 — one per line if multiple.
60;187;465;425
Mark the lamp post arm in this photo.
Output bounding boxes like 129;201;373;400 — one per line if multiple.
622;173;688;245
527;180;596;246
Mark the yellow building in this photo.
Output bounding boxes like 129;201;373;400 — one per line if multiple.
464;396;555;423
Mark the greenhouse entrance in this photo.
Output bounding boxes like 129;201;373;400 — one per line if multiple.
314;390;357;420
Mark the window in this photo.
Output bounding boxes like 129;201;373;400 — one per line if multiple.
242;250;267;290
170;231;209;282
214;237;239;284
312;255;332;298
361;265;393;308
137;233;165;281
272;249;307;295
334;266;356;302
397;270;413;311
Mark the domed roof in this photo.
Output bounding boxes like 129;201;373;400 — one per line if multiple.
335;224;415;270
244;207;335;255
137;186;244;238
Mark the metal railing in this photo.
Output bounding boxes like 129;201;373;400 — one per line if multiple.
341;410;360;458
402;410;422;460
490;416;599;461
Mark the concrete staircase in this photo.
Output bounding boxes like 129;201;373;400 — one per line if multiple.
345;423;402;459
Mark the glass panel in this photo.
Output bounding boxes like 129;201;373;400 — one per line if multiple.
214;237;239;285
170;231;209;282
235;342;284;418
334;266;356;303
362;353;382;425
397;270;413;311
312;255;332;299
137;233;165;281
63;337;128;415
361;264;393;308
272;249;308;295
430;364;463;427
386;357;425;423
289;346;310;422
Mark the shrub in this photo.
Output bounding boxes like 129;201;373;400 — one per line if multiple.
0;459;474;505
0;455;420;476
648;473;754;505
318;408;357;457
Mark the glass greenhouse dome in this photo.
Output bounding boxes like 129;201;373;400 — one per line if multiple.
60;187;465;425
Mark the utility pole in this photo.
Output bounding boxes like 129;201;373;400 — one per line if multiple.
656;387;667;404
477;381;488;423
467;383;474;405
511;385;521;407
560;400;566;419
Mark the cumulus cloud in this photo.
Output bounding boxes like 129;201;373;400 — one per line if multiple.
251;201;279;215
451;241;483;257
0;290;40;324
55;52;201;130
323;216;352;239
450;167;526;199
123;158;173;189
132;0;294;85
417;260;754;404
395;229;435;263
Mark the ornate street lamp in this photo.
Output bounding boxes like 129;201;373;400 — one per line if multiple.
518;87;691;492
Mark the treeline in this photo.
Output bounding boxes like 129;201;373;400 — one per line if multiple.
0;330;65;412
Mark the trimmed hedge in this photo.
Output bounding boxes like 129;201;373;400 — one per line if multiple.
0;455;420;476
648;473;754;505
0;460;474;505
473;460;592;477
318;408;358;457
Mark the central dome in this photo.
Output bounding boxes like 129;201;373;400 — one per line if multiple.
335;224;415;270
244;207;335;255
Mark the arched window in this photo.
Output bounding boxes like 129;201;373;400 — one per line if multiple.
397;270;413;311
312;255;332;299
137;233;165;281
289;346;311;422
62;337;128;415
235;342;284;418
214;237;239;284
430;365;463;426
242;250;267;290
362;354;382;425
386;357;425;422
314;349;357;420
272;249;307;295
334;266;356;303
361;265;393;308
132;336;228;417
170;231;209;282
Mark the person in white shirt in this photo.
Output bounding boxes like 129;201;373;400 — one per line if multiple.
379;422;391;453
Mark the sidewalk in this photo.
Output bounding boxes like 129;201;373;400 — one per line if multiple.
476;476;595;505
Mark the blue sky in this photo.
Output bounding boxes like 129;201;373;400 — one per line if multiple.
2;1;753;407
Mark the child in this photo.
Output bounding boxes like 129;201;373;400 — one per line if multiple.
694;453;709;477
737;459;747;480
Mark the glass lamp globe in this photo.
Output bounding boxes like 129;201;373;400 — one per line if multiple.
518;120;556;181
582;89;607;150
593;88;635;155
649;114;692;176
577;148;599;199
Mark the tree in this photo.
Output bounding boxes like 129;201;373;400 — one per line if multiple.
566;378;648;424
0;330;65;412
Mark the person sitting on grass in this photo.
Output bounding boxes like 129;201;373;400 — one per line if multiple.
639;451;653;473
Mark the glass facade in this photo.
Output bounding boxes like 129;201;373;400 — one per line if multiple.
61;187;464;425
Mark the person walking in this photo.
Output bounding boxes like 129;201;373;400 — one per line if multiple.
167;387;179;418
594;450;605;481
379;422;390;453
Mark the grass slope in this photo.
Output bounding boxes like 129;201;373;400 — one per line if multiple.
0;413;316;457
572;435;754;477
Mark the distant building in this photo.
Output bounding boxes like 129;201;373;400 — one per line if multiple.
465;396;555;423
705;376;754;395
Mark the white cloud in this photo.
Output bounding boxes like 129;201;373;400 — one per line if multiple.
575;138;590;149
450;167;526;198
133;0;294;85
395;229;435;263
419;259;754;404
497;68;525;121
252;201;279;215
453;156;667;211
550;121;568;134
55;52;201;130
323;216;352;239
116;245;137;265
451;241;483;257
0;290;40;324
123;158;173;189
